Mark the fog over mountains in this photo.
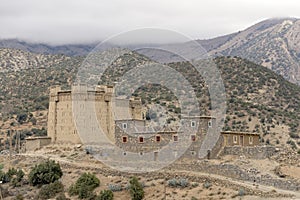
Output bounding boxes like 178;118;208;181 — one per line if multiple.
1;18;300;85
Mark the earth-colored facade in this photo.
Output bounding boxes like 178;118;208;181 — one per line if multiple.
46;85;260;158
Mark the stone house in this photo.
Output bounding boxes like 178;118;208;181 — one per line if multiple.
108;114;220;159
221;131;260;147
25;136;51;151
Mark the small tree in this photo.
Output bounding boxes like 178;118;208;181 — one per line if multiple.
69;172;100;199
38;181;64;199
129;177;144;200
29;160;63;186
98;190;113;200
0;168;24;186
11;169;25;187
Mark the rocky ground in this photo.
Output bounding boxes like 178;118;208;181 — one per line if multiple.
0;144;299;199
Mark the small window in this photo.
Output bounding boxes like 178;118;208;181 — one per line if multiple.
122;136;128;143
139;152;144;156
233;135;238;144
190;151;196;156
191;135;196;142
123;152;127;156
139;136;144;143
208;120;212;128
156;135;161;142
191;121;196;127
173;135;178;142
249;136;253;144
122;123;127;129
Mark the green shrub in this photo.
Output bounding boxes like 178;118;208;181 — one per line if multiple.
129;177;144;200
11;169;25;187
38;181;64;199
0;171;10;183
29;160;63;186
203;182;212;189
97;190;114;200
289;132;299;139
69;172;100;199
108;183;122;191
167;178;177;187
167;178;189;188
0;168;24;186
287;140;297;149
238;188;245;196
191;182;199;188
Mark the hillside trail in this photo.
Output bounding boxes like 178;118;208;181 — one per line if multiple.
176;169;300;199
20;152;300;199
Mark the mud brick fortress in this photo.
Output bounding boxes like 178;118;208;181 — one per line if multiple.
44;84;260;159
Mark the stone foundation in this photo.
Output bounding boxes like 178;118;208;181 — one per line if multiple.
220;146;276;159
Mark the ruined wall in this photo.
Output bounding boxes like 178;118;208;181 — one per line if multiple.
171;160;300;191
25;137;51;151
220;146;276;159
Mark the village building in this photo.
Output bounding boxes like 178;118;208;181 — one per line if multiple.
25;136;51;151
221;131;260;147
26;84;261;158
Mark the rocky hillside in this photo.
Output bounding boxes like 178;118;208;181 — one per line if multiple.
0;48;75;71
105;55;300;150
208;18;300;85
2;18;300;86
140;18;300;85
0;48;299;152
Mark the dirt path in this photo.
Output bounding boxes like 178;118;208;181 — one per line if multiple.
175;169;300;199
20;153;300;199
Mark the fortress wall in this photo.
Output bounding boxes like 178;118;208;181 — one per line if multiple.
95;94;115;143
47;86;60;143
55;92;81;143
47;85;143;144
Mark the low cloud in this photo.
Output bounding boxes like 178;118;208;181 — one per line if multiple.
0;0;299;44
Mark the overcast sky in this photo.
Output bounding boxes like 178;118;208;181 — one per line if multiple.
0;0;299;45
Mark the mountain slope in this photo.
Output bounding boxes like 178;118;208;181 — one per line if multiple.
0;48;76;71
1;18;300;86
209;18;300;85
0;48;299;151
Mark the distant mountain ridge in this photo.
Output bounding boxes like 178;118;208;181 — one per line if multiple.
1;17;300;85
0;39;96;56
